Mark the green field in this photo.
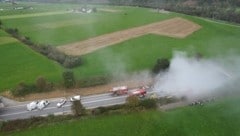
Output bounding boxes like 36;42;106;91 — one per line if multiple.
1;5;175;45
3;96;240;136
73;16;240;78
0;30;63;91
0;2;240;91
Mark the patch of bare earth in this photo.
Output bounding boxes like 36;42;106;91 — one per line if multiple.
2;78;153;102
57;17;201;56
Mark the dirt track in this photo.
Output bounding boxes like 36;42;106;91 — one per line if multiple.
57;17;201;56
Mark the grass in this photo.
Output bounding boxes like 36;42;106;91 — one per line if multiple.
1;5;175;45
0;31;63;91
3;96;240;136
73;15;240;79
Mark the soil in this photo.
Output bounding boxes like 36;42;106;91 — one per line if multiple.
57;17;201;56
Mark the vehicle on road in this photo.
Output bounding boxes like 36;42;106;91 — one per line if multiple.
37;100;50;110
27;101;39;111
70;95;81;102
129;87;147;98
110;86;128;96
57;98;66;108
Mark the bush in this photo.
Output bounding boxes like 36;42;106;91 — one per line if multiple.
139;98;157;109
11;82;36;96
63;56;82;68
35;76;53;92
126;95;140;108
152;58;170;74
36;76;47;91
92;7;97;12
5;28;19;37
62;71;76;88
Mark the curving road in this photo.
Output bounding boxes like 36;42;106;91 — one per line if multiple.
0;92;129;121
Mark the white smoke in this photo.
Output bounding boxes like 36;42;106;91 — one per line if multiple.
153;51;238;100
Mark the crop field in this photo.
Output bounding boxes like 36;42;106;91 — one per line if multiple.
0;2;240;90
58;17;201;56
4;96;240;136
0;30;63;91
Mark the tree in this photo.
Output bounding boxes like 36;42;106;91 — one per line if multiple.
36;76;47;92
152;58;170;74
62;71;75;88
71;100;85;116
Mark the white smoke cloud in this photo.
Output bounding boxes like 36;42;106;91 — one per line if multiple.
153;51;238;100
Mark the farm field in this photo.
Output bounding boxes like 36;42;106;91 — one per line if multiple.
0;5;175;45
0;2;240;91
0;30;63;91
58;17;201;56
4;96;240;136
72;16;240;79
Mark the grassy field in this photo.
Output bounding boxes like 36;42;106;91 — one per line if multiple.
3;96;240;136
0;30;63;91
1;5;175;45
73;15;240;79
0;2;240;90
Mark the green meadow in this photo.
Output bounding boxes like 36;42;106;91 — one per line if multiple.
0;30;62;91
4;96;240;136
1;6;175;45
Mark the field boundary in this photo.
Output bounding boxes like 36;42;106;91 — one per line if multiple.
57;17;201;56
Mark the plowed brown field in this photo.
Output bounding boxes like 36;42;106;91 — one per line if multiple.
57;17;201;56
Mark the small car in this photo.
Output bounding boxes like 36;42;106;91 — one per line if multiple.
57;98;66;108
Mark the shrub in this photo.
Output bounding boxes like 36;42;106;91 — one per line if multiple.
152;58;170;74
11;82;36;96
35;76;53;92
92;7;97;12
139;98;157;109
126;95;140;108
36;76;47;91
63;56;82;68
62;71;76;88
5;28;19;37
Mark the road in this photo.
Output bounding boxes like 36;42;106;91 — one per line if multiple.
0;92;128;121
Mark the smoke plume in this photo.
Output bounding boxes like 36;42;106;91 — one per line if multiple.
153;51;239;100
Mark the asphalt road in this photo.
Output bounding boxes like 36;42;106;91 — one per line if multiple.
0;92;129;121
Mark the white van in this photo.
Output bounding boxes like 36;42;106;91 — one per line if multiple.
37;100;50;110
27;101;38;111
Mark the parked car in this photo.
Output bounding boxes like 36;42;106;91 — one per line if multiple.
70;95;81;102
27;101;38;111
57;98;66;108
37;100;50;110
